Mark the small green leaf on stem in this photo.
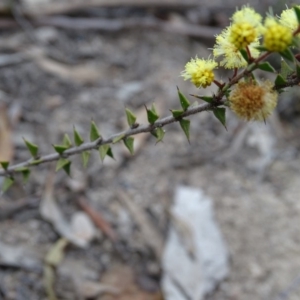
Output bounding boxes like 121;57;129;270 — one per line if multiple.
99;144;109;161
280;59;294;79
20;168;30;184
257;62;276;73
125;108;137;127
53;144;68;155
294;6;300;24
56;158;70;172
0;161;9;170
113;133;125;144
155;127;165;144
213;107;227;130
73;127;84;146
124;137;134;155
63;134;72;148
255;45;268;52
171;109;184;118
23;138;39;158
82;151;90;168
99;145;114;161
190;94;213;103
280;48;295;62
145;104;159;124
2;177;14;193
62;165;73;177
239;49;249;63
107;147;114;159
90;121;101;142
275;74;287;86
177;87;190;111
179;119;190;143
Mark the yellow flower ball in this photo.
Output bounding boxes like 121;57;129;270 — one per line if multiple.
213;26;260;69
229;80;278;121
181;57;217;88
279;6;300;36
229;6;263;50
263;17;293;52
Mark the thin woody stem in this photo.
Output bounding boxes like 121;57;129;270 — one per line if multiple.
0;100;222;176
1;50;299;177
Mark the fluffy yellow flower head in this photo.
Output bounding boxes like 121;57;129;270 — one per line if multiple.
263;17;293;52
181;57;217;88
229;6;263;50
213;26;260;69
279;6;300;36
229;80;278;121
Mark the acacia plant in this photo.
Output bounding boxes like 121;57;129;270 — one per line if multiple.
1;5;300;191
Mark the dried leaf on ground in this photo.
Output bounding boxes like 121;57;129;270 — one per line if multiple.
101;265;162;300
44;238;69;300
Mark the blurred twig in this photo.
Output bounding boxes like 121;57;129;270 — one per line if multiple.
35;16;220;39
78;197;118;242
21;0;201;17
0;16;220;40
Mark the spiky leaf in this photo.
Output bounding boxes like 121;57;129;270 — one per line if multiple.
190;94;213;103
2;177;14;193
171;109;184;118
73;127;84;146
0;161;9;170
258;62;276;73
239;49;249;63
82;151;90;168
107;147;114;159
23;138;39;157
155;127;165;144
177;87;190;111
21;169;30;184
275;74;287;87
99;145;108;161
90;121;101;142
113;134;125;144
179;119;190;143
146;105;159;124
280;59;294;79
56;158;70;172
53;144;68;155
124;137;134;155
63;134;72;148
255;45;268;52
213;108;227;130
280;48;295;62
151;104;158;115
125;108;137;127
294;5;300;24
